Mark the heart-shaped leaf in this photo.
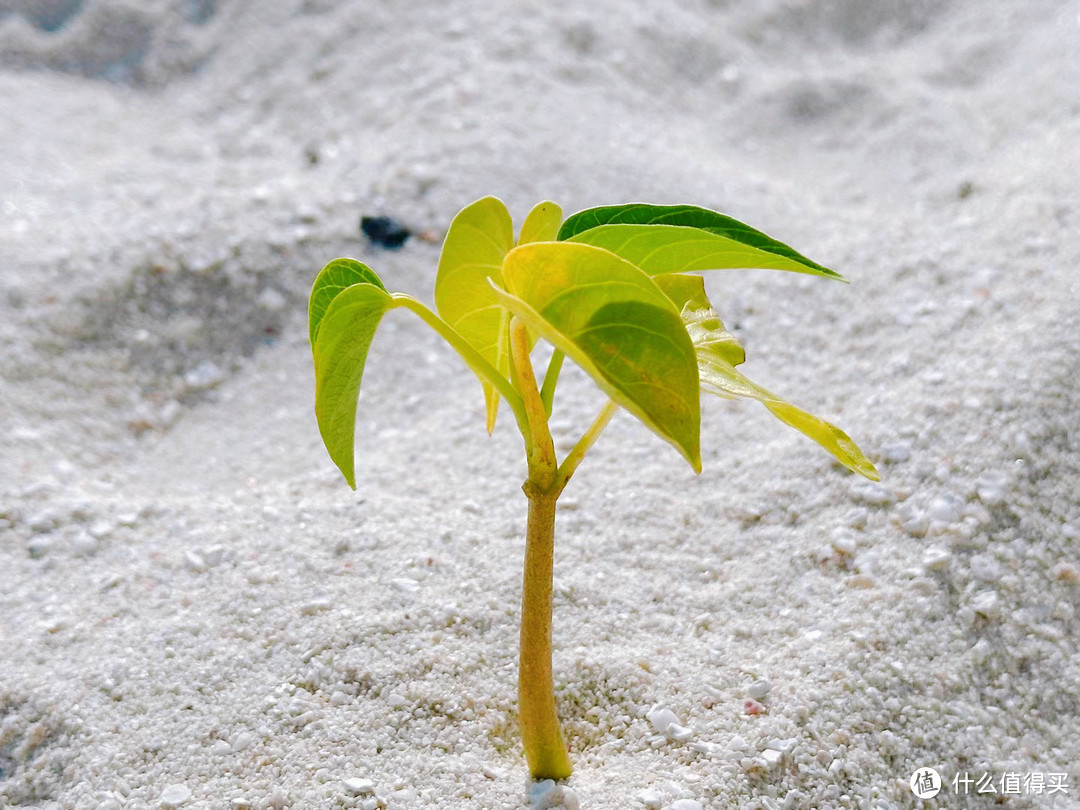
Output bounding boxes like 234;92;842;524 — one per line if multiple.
559;203;843;280
494;242;702;472
309;258;386;349
435;196;516;432
312;281;396;489
518;200;563;245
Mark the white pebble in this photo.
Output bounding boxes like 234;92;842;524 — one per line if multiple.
70;530;99;556
646;704;679;736
970;554;1003;583
882;440;912;463
747;679;772;699
637;788;663;809
667;723;693;741
300;597;332;615
183;360;226;391
344;777;375;795
184;550;207;572
161;784;192;806
391;577;420;592
387;692;408;707
852;481;891;506
976;472;1007;506
670;801;703;810
971;591;1000;620
922;547;950;572
529;779;579;809
927;496;960;524
761;748;783;766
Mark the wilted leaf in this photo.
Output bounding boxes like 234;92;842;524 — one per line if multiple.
653;273;745;368
698;352;879;480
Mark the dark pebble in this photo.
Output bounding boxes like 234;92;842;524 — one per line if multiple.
361;216;411;249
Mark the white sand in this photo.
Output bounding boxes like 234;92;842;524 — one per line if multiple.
2;1;1079;808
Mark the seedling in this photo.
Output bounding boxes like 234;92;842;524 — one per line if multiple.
309;197;878;779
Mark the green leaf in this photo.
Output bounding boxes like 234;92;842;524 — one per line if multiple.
697;352;879;480
308;258;386;348
434;196;516;433
312;281;395;489
653;273;745;368
518;200;563;245
494;241;702;472
559;203;843;280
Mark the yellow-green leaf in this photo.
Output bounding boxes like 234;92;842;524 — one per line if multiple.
495;242;702;472
308;258;386;349
559;203;843;280
698;352;879;480
653;273;745;368
434;196;515;432
312;282;395;489
518;200;563;245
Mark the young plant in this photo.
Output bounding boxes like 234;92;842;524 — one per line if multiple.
308;197;878;780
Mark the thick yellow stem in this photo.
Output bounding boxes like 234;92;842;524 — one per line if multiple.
519;487;572;780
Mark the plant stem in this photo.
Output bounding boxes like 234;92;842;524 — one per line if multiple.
509;316;570;779
510;318;556;479
555;399;618;492
519;485;572;780
539;349;565;418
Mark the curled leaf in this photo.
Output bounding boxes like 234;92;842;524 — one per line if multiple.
698;352;879;480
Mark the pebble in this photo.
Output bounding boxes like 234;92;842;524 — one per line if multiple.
744;698;767;715
927;496;960;524
70;529;99;556
670;801;703;810
975;472;1007;506
300;596;333;615
1052;562;1080;583
391;577;420;593
344;777;375;795
746;679;772;699
184;549;207;572
969;553;1003;583
852;481;892;506
881;440;912;463
529;779;580;809
636;788;663;809
971;591;1001;620
183;360;226;391
646;704;687;738
922;547;950;572
161;784;192;806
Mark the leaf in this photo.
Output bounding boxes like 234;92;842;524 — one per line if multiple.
494;241;702;472
518;200;563;245
434;197;516;433
653;273;745;368
312;281;395;489
697;352;879;480
308;258;386;348
559;203;843;280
